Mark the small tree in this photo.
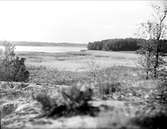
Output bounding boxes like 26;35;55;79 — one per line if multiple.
137;39;155;79
137;3;167;79
0;41;29;82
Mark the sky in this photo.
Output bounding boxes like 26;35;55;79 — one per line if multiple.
0;1;162;43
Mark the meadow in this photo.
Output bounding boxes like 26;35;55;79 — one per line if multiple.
17;50;138;71
0;50;164;129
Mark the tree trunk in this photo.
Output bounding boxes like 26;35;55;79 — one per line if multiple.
146;70;149;80
146;51;150;80
154;41;159;79
0;110;1;129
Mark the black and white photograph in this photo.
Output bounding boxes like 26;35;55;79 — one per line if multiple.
0;0;167;129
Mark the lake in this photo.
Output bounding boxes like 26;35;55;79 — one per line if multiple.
0;46;87;53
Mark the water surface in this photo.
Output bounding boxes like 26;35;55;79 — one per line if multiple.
0;46;86;53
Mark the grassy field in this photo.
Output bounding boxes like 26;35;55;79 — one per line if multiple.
17;50;138;71
0;50;164;129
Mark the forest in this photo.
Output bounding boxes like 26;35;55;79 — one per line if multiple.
87;38;167;53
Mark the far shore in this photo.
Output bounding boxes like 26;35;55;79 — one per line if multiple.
0;41;87;47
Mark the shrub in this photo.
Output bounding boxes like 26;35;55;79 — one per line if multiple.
35;85;99;118
132;105;167;129
149;81;167;105
95;82;122;99
1;103;17;118
0;41;29;82
132;80;167;129
61;85;93;109
34;93;55;116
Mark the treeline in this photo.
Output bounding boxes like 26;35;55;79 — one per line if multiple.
87;38;167;52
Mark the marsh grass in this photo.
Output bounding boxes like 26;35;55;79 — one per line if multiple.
0;61;160;129
86;59;144;99
28;65;89;85
28;63;145;100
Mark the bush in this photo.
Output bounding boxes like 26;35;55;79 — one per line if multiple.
34;93;56;116
149;81;167;105
132;80;167;129
61;85;93;108
132;105;167;129
34;85;99;118
95;82;122;99
0;41;29;82
1;103;17;118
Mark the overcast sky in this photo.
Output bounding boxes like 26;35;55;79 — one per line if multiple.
0;1;162;43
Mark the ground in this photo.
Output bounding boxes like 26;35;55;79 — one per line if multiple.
0;50;161;129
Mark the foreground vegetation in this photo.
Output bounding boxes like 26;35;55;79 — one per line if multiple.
1;3;167;129
0;41;167;129
0;57;165;129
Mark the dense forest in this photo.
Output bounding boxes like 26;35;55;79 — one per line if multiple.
87;38;167;52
